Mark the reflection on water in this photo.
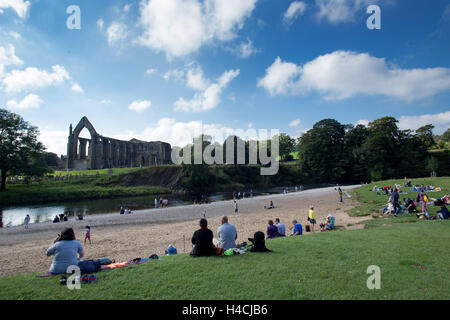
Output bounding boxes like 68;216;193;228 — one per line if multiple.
0;185;310;228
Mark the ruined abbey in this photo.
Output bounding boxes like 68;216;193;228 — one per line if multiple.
66;117;172;170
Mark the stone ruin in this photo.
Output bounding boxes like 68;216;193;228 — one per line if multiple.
66;117;172;170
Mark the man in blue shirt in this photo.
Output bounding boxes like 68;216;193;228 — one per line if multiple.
291;219;303;236
217;216;237;249
275;218;286;236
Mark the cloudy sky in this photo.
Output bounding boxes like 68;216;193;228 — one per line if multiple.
1;0;450;155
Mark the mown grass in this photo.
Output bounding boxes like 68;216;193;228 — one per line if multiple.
50;167;144;177
348;176;449;218
0;220;448;300
0;175;171;206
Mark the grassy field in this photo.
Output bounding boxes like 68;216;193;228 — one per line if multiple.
0;220;448;300
348;176;449;218
50;167;144;177
0;175;172;206
1;177;448;300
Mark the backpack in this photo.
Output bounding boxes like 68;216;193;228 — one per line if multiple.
248;231;270;252
78;260;101;274
305;225;311;232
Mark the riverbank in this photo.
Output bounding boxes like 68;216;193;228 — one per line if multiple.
0;185;366;276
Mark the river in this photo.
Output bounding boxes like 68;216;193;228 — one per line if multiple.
0;185;315;228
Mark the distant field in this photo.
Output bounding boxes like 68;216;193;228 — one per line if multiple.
50;167;146;177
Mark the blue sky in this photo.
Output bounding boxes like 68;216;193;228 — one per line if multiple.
0;0;449;155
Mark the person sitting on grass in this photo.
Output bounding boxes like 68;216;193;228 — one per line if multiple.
191;219;215;257
404;198;417;213
46;227;84;275
320;214;335;231
435;200;450;220
380;201;394;217
275;218;286;237
217;216;237;250
266;220;279;239
291;219;303;236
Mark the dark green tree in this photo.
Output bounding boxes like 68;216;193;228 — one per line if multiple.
277;133;296;161
297;119;347;182
0;108;49;190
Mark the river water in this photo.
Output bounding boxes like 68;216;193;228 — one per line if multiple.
1;185;311;228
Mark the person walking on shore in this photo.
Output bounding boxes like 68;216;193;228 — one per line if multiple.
338;187;343;203
24;214;30;229
234;200;239;216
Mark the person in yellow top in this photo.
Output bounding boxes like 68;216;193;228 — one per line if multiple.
308;206;316;232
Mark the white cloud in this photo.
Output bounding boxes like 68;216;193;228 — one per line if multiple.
315;0;375;24
97;19;104;31
111;117;262;148
6;93;43;110
398;111;450;135
186;67;209;91
71;83;84;93
0;0;30;19
106;22;129;46
257;56;302;96
162;69;185;82
289;118;301;127
258;51;450;101
233;39;259;59
38;129;68;155
174;68;239;112
2;65;71;94
283;1;307;24
0;44;23;76
128;99;152;112
145;68;157;76
137;0;258;59
355;119;369;127
100;99;112;104
8;30;21;40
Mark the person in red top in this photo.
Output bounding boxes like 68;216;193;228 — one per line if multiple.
84;226;91;245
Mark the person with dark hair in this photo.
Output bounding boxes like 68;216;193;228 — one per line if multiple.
46;228;84;274
275;218;285;236
53;215;60;223
435;200;450;220
391;188;400;216
266;220;279;239
190;219;215;257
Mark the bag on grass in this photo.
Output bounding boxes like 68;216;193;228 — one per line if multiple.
305;225;311;233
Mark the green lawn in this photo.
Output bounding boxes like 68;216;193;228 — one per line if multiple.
348;176;449;218
0;220;449;300
0;175;171;206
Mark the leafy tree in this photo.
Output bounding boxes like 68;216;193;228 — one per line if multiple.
0;109;50;190
180;163;216;200
297;119;346;182
416;124;435;149
277;133;296;161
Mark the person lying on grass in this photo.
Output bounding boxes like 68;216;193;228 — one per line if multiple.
434;200;450;220
46;227;84;275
